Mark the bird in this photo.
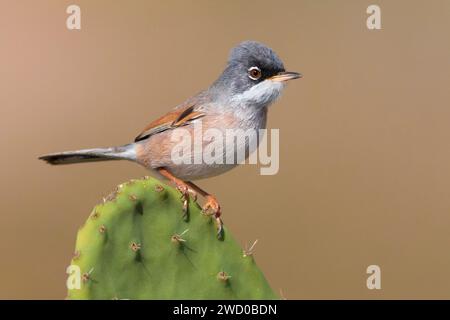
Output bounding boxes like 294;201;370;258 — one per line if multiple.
39;41;302;238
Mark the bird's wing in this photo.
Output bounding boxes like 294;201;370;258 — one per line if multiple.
134;101;205;142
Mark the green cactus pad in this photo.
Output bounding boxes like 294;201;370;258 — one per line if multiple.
67;177;278;300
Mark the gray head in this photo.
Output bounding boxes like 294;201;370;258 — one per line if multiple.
209;41;301;107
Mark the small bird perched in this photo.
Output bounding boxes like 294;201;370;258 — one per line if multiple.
39;41;301;237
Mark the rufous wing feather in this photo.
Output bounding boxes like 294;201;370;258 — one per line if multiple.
134;102;205;142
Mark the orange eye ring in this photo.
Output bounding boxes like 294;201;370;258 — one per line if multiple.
248;66;262;80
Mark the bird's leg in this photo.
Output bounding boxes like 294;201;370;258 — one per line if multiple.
157;168;196;219
186;182;223;238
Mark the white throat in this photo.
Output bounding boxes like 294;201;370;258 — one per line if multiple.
231;80;285;107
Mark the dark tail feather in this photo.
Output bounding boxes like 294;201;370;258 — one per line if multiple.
38;144;136;165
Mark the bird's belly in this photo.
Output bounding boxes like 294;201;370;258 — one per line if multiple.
168;162;237;181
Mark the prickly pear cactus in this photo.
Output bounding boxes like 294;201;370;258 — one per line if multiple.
67;177;278;300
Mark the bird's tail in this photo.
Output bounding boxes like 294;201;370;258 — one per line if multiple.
38;143;136;165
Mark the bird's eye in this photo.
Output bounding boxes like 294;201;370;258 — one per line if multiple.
248;66;262;80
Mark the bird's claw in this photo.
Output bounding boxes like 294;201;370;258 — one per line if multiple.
215;217;224;240
176;184;190;219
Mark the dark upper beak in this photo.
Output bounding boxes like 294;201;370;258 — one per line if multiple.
269;71;302;82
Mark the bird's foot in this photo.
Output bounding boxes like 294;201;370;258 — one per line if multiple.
202;195;224;239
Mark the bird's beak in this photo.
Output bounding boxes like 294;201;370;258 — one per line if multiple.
269;71;302;82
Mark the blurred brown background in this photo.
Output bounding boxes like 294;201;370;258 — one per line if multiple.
1;0;450;299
